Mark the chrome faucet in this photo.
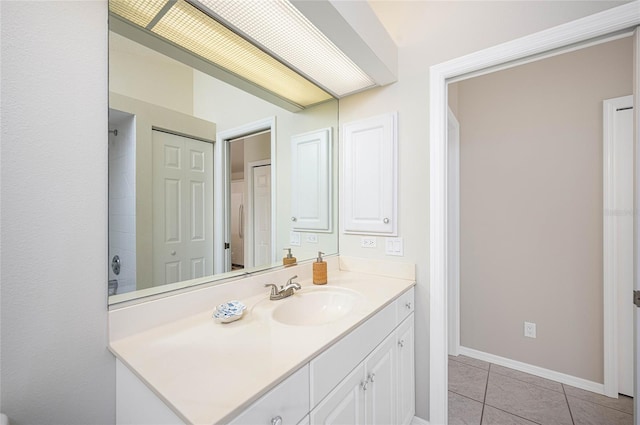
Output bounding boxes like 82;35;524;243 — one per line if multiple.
265;275;301;300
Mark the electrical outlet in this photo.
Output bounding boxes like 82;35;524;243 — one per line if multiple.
524;321;536;338
305;233;318;243
361;237;377;248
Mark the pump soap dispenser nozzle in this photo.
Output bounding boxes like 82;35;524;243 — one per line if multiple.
283;248;297;267
313;251;327;285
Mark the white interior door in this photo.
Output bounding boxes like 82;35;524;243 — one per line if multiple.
152;130;214;285
230;180;244;268
604;95;634;398
251;164;271;268
612;98;634;397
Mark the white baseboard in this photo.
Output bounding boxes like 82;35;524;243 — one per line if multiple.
411;416;430;425
458;346;606;395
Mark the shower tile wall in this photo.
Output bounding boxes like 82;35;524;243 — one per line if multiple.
108;113;136;294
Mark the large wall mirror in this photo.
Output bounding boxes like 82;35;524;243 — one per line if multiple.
108;17;338;304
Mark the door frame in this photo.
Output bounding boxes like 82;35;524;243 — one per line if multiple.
429;4;640;423
215;117;276;274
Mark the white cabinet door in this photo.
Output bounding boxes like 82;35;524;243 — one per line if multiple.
291;128;332;232
364;332;397;425
311;364;366;425
342;112;397;235
396;315;415;425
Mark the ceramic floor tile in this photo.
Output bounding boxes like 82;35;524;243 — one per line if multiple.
563;384;633;415
481;405;540;425
568;395;633;425
449;354;491;370
449;358;489;402
485;372;572;425
449;391;484;425
490;364;563;393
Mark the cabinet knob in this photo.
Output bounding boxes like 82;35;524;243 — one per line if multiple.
383;217;390;224
361;380;369;391
271;416;283;425
291;217;297;222
405;302;412;309
368;373;376;383
398;340;405;348
171;251;176;256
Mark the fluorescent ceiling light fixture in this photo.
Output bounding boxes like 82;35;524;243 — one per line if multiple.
109;0;358;108
196;0;376;97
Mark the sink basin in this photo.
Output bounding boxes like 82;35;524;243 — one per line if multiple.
271;287;361;326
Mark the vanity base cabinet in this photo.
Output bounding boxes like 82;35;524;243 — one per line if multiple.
397;314;415;425
114;287;415;425
310;311;414;425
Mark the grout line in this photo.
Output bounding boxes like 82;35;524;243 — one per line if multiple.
562;384;576;425
448;389;485;404
479;364;490;424
483;404;544;425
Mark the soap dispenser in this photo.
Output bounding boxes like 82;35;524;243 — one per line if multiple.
283;248;297;267
313;251;327;285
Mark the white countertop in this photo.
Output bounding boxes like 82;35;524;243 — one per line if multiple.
109;257;415;425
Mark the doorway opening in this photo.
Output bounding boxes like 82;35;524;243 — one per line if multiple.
428;4;639;423
228;131;273;271
215;117;276;275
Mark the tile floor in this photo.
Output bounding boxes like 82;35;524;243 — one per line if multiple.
448;355;634;425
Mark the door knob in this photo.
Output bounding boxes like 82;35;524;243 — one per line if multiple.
111;255;121;275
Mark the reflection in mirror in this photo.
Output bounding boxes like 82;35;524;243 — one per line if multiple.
108;30;338;304
228;131;273;272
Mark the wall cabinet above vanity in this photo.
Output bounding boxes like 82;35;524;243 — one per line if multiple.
342;112;398;236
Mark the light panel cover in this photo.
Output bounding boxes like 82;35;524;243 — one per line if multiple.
198;0;376;97
109;0;334;108
110;0;168;28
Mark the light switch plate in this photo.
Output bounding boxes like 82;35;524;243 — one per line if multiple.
385;237;404;256
290;231;301;246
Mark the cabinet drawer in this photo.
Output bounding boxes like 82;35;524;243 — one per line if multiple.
309;301;396;407
396;287;414;324
229;365;309;425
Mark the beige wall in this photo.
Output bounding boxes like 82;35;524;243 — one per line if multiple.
452;37;633;383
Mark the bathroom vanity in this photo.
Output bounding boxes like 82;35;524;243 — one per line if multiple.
109;257;415;424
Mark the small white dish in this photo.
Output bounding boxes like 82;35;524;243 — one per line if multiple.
216;300;246;315
213;300;246;324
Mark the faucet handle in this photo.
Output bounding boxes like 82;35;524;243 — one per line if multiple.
264;283;279;296
287;275;298;285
